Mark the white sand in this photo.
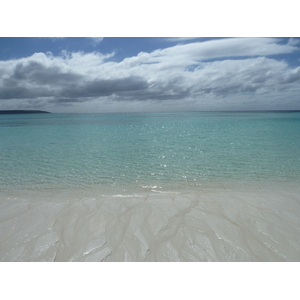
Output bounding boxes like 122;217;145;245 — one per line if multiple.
1;185;300;261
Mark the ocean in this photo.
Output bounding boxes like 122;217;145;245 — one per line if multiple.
1;111;300;261
1;111;300;194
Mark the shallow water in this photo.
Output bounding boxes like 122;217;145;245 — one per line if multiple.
1;112;300;193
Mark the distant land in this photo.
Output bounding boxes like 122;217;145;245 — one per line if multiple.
0;110;51;115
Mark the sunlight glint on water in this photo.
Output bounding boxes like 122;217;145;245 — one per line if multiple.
1;111;300;194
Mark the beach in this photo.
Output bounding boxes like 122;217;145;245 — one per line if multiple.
2;36;300;300
1;112;300;261
1;182;299;262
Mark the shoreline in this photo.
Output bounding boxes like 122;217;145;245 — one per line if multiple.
1;183;300;262
1;178;299;199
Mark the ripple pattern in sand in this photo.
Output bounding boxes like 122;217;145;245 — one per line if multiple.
1;189;300;262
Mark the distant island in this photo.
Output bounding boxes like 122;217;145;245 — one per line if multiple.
0;110;51;115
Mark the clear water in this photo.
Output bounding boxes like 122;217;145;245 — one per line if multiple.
1;111;300;194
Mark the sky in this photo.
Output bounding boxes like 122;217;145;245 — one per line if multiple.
0;37;300;113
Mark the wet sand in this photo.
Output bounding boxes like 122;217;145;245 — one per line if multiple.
1;185;300;261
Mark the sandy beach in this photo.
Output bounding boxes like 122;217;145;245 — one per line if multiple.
1;183;299;262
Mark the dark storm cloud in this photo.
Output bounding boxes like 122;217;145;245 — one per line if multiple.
212;84;260;95
60;77;148;98
0;86;32;99
0;57;148;102
0;84;53;99
12;61;83;85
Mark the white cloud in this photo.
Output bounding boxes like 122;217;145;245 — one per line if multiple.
0;38;300;112
89;37;104;46
287;38;300;46
147;38;298;65
163;37;200;42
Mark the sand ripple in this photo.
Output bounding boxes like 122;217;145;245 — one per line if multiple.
1;188;300;261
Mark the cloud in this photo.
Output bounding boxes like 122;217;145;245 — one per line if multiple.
133;38;298;68
12;60;82;85
189;57;291;95
280;66;300;84
163;37;200;42
0;38;300;112
91;37;104;43
287;38;300;46
89;37;104;46
59;77;148;99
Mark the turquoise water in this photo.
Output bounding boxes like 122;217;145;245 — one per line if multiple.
1;111;300;194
